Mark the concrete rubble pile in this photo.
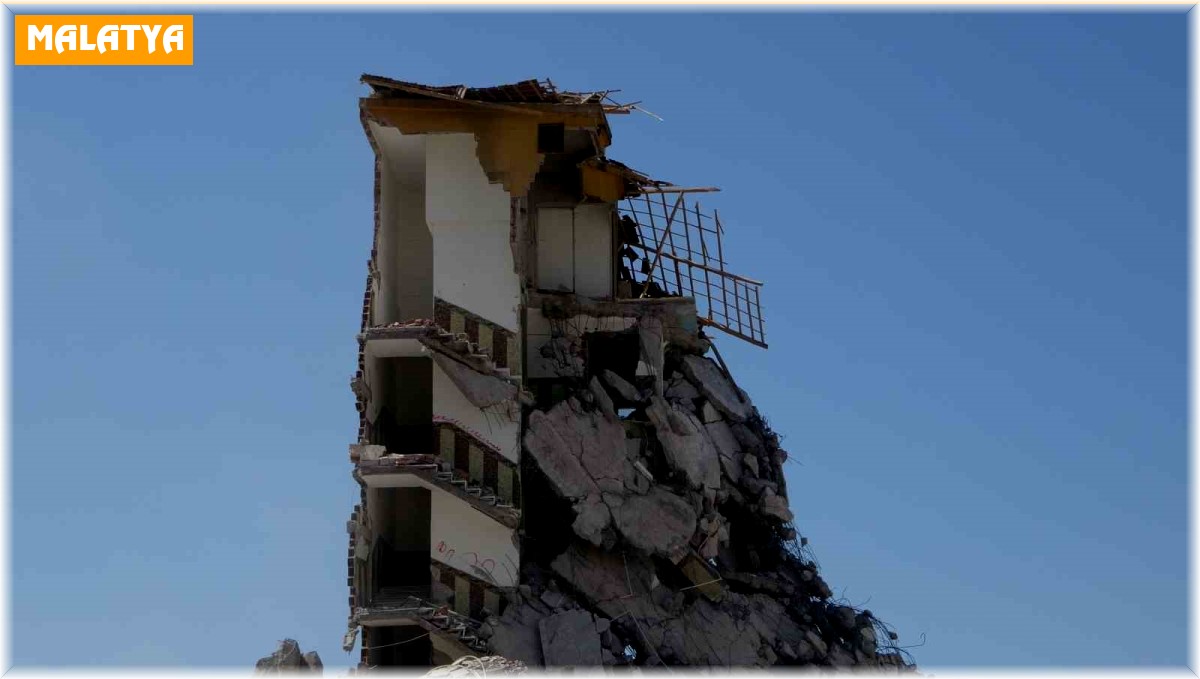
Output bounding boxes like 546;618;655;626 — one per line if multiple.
489;348;916;670
254;639;324;674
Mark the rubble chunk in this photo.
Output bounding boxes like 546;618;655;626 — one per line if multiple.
430;349;518;409
828;643;856;666
541;589;567;610
664;375;700;402
572;494;612;545
760;490;794;522
255;639;313;673
611;487;697;561
539;609;603;666
829;605;857;633
647;396;721;491
742;452;760;477
805;630;828;658
602;369;642;403
705;420;742;483
680;355;753;422
587;376;617;423
489;602;547;666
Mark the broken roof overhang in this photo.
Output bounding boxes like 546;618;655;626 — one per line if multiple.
581;157;721;203
360;73;618;196
361;73;630;110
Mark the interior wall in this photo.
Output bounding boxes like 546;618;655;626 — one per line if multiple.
426;133;520;332
432;359;520;464
365;353;383;427
573;203;614;299
534;204;613;299
536;207;574;293
377;131;433;325
430;490;519;588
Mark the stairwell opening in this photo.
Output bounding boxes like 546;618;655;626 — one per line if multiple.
372;357;433;454
365;624;432;667
368;486;432;604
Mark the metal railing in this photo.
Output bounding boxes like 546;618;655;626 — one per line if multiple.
618;190;767;348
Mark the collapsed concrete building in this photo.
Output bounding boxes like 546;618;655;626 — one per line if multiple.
343;74;916;671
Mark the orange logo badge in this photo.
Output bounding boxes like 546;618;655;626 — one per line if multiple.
15;15;193;66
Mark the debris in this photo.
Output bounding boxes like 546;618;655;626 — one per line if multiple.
611;488;696;562
255;639;320;674
429;348;518;409
680;355;753;422
489;602;546;666
646;396;721;491
760;490;795;522
539;610;603;666
424;655;527;676
664;375;700;402
602;369;642;403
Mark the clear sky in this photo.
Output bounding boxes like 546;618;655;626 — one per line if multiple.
10;9;1187;670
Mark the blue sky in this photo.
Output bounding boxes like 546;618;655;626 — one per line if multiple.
10;9;1187;669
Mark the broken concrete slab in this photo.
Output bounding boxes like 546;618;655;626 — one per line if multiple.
742;452;760;478
524;405;601;501
680;355;753;422
664;375;700;402
524;397;626;499
350;444;387;462
829;605;857;633
572;494;612;546
490;603;546;667
828;643;856;666
647;396;721;491
611;487;697;562
623;459;652;494
667;597;762;666
430;348;518;409
805;630;828;658
587;376;617;423
637;317;665;397
760;490;794;523
541;589;567;610
704;420;742;484
255;639;308;673
539;609;603;666
552;543;648;618
602;369;642;403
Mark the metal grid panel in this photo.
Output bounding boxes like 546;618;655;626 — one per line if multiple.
618;193;767;348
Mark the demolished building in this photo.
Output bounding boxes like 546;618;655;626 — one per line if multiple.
342;74;916;671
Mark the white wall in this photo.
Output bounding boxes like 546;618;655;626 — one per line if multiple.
536;207;574;293
431;490;520;587
573;203;613;299
366;480;519;589
535;204;613;299
374;125;433;325
432;359;520;464
425;134;520;332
